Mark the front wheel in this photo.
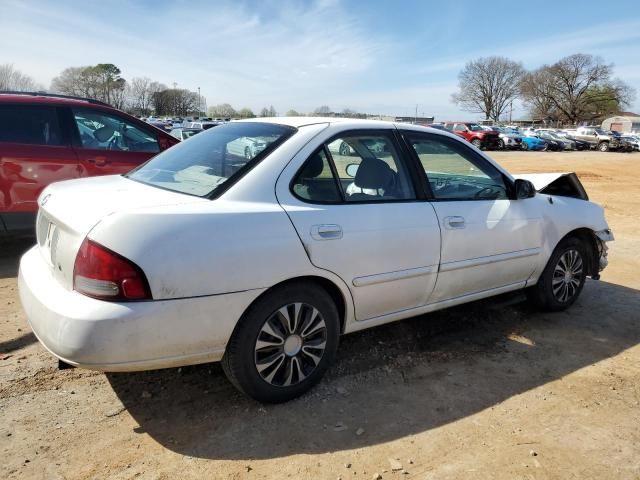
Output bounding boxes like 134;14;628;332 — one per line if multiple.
527;237;588;311
222;282;340;403
471;139;483;149
521;142;529;151
498;139;505;150
598;142;609;152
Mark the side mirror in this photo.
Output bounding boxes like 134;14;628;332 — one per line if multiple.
345;163;359;178
515;179;536;199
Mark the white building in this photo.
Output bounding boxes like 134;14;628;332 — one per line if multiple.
601;115;640;134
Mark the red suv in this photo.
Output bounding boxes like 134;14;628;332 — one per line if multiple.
0;92;179;238
443;122;501;150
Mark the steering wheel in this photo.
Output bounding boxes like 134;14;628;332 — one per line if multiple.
474;186;496;199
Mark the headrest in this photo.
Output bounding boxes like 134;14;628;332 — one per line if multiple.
94;125;115;143
354;158;394;190
300;152;325;178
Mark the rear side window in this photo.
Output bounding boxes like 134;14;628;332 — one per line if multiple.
292;149;341;202
0;105;63;146
72;108;160;153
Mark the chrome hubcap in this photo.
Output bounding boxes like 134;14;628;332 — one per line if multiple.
552;249;583;302
254;303;327;387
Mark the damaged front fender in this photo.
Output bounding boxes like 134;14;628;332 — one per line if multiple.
513;172;589;200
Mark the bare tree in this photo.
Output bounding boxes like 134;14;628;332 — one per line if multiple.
260;105;277;117
128;77;162;115
152;89;198;116
238;107;255;118
208;103;237;118
314;105;331;114
50;64;127;106
520;54;635;123
451;57;524;121
0;64;43;91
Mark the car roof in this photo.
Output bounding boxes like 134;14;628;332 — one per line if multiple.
0;91;112;108
237;116;416;129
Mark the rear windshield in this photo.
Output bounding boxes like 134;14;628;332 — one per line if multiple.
126;122;295;197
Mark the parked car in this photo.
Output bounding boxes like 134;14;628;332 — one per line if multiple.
536;130;577;150
621;135;640;151
443;122;501;150
571;127;621;152
0;91;179;238
226;135;270;159
169;127;202;141
522;132;562;151
518;134;547;151
183;121;220;130
19;118;614;403
494;128;523;150
554;131;590;150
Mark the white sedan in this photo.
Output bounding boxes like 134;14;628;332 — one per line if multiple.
19;117;613;403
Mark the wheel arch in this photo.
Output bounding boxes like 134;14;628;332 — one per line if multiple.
555;227;600;277
236;275;350;337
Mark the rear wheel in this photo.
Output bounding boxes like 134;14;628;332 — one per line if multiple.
521;142;529;151
339;141;351;156
527;237;588;311
222;282;340;403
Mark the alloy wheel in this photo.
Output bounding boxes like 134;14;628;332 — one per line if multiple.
552;249;584;303
254;303;327;387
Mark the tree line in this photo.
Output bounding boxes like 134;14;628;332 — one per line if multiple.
452;53;636;124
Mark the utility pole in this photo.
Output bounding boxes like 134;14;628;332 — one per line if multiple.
509;100;513;124
415;104;418;124
197;87;201;117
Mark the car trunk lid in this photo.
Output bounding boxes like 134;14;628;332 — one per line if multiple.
35;175;206;291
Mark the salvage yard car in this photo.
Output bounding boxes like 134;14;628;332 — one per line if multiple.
19;118;614;403
0;92;179;238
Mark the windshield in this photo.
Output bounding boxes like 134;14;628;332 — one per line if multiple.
126;122;296;197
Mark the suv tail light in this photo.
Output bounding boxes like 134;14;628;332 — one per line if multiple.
73;239;152;301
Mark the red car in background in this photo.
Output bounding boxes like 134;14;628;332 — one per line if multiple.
443;122;501;150
0;92;179;238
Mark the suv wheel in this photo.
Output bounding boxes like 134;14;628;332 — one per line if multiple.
598;142;609;152
222;282;340;403
471;139;483;149
527;237;588;311
498;139;505;149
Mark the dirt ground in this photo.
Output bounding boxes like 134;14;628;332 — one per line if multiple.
1;150;639;480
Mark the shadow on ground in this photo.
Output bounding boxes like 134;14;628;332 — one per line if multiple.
0;239;34;279
107;279;640;460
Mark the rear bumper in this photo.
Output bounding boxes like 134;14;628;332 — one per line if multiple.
18;246;263;371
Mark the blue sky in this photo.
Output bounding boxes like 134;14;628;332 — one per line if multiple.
1;0;639;120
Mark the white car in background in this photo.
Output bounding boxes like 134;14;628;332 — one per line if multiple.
19;118;613;403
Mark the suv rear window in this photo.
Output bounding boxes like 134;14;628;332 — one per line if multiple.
126;122;295;197
0;105;63;146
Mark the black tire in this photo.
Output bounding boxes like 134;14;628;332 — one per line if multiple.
542;143;549;152
527;237;588;311
222;282;340;403
521;142;529;151
471;138;483;149
339;141;351;156
498;139;505;150
598;142;609;152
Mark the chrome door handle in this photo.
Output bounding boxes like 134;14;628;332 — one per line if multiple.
310;224;343;240
444;216;465;229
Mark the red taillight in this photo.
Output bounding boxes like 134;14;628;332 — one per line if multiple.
73;239;151;301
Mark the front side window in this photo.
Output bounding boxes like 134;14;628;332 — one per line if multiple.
453;124;467;132
327;133;415;202
72;108;159;153
127;122;295;197
406;132;509;201
0;105;62;146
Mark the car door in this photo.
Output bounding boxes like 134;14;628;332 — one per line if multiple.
402;130;543;303
0;103;80;234
277;129;441;321
68;107;162;177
